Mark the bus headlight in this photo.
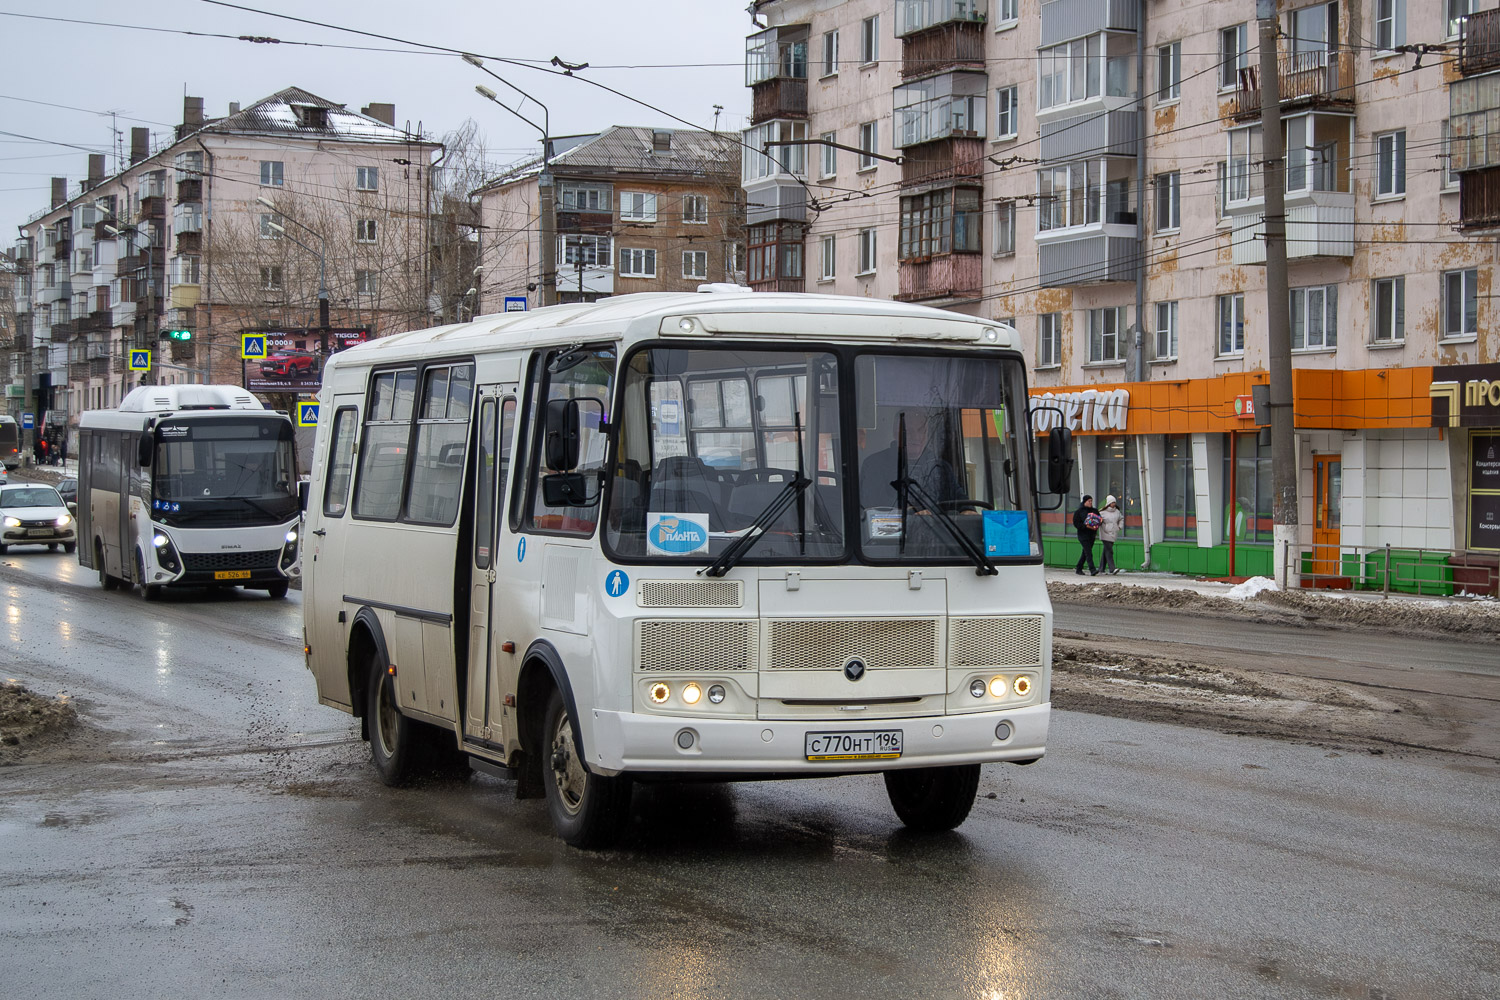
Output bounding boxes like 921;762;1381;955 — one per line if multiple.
55;514;72;528
970;678;987;699
707;684;726;704
989;676;1007;699
682;682;702;706
279;530;299;571
151;533;182;574
3;516;20;528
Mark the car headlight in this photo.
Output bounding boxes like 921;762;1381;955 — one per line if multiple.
2;516;19;528
55;514;72;527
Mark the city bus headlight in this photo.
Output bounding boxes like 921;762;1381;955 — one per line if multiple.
279;531;299;571
989;676;1008;699
681;682;702;705
3;516;19;528
707;684;725;704
151;533;182;574
969;678;987;699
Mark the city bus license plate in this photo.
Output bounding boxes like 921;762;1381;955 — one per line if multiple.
805;730;903;761
214;570;252;580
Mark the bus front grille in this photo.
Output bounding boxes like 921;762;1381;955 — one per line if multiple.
764;618;941;671
949;616;1044;667
182;550;280;571
636;579;743;609
636;619;758;672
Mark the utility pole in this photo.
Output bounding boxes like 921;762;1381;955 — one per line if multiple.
1256;0;1299;588
539;155;556;307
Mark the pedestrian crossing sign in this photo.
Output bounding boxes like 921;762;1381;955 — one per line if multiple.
241;334;267;359
297;402;319;427
129;349;151;371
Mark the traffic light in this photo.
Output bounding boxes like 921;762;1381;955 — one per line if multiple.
166;329;193;341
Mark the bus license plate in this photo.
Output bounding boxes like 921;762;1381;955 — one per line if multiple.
214;570;252;580
805;730;903;761
26;529;52;537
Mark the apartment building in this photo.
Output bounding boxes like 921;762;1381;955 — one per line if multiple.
475;127;743;309
745;0;1499;591
9;87;441;452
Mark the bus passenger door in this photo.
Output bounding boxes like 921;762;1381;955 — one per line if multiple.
305;399;361;705
464;394;516;743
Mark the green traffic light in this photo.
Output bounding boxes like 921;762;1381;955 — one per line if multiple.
167;330;193;341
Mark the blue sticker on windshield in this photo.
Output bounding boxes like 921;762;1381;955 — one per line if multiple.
605;570;630;598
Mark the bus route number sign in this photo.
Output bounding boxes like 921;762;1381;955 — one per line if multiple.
805;730;903;761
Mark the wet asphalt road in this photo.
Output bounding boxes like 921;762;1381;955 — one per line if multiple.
2;551;1498;999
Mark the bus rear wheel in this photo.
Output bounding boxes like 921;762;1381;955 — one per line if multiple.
883;764;982;833
367;657;421;786
542;687;632;849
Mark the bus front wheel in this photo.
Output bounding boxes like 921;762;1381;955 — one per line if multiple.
96;541;117;590
265;582;289;600
135;551;162;602
883;764;982;832
542;687;631;849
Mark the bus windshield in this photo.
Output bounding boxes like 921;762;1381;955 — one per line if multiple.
606;346;845;563
152;417;298;518
855;353;1034;563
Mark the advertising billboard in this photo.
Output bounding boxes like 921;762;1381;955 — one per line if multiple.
242;328;370;394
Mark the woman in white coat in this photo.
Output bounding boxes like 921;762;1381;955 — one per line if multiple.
1098;494;1124;574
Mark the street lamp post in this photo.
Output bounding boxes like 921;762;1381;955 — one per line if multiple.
465;54;555;307
257;197;329;329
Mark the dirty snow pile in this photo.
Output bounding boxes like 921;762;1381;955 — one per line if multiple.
1224;576;1279;600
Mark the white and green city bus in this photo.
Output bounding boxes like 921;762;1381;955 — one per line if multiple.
78;384;302;600
301;291;1072;847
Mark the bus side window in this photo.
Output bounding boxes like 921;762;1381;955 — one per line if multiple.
473;397;517;571
406;363;473;525
353;368;417;520
322;407;358;517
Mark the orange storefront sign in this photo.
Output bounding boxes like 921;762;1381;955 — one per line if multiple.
1030;368;1435;435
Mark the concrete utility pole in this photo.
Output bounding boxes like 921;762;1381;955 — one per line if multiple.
1256;0;1300;588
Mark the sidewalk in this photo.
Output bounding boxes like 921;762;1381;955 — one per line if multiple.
1044;564;1482;606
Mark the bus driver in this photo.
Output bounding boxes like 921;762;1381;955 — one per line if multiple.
859;407;965;514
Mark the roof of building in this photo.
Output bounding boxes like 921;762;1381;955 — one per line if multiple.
474;125;741;195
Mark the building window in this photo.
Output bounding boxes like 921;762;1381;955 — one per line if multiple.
355;270;378;294
620;191;658;222
1441;120;1459;191
174;255;201;285
996;0;1018;24
860;15;879;64
259;213;283;239
1449;0;1473;39
261;265;283;291
820;234;836;280
993;200;1016;256
1443;268;1478;338
1226;125;1262;205
259;161;283;186
1372;277;1405;343
356;166;379;192
744;120;808;181
1290;284;1338;349
820;131;838;178
1038;36;1102;110
1163;435;1196;541
1220;24;1248;90
619;248;658;278
822;29;839;76
682;194;708;224
1375;131;1406;197
994;85;1018;140
1223;431;1273;543
356;219;377;243
1218;292;1246;355
1155;171;1180;231
1095;436;1138;537
682;250;708;279
857;227;877;274
562;234;611;267
1038;313;1061;368
559;182;611;211
1158;41;1181;101
858;121;879;171
899;188;981;259
1037;161;1101;231
746;222;804;284
1087;307;1124;363
1375;0;1405;50
1154;301;1178;360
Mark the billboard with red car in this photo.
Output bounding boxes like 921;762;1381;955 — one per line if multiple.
242;328;369;393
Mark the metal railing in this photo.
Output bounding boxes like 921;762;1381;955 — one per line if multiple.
1460;9;1500;75
1289;541;1499;599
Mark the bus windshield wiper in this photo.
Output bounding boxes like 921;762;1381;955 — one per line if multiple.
698;474;810;578
890;475;997;576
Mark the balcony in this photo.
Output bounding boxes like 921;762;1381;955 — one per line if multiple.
898;1;987;78
1458;165;1500;230
51;320;77;341
1227;50;1355;121
1037;225;1138;287
1227;196;1355;263
1040;109;1138;161
68;361;88;383
895;253;982;303
751;78;808;124
170;338;195;364
1460;10;1500;76
138;195;166;221
77;312;110;335
176;177;202;203
1039;0;1136;46
746;24;808;127
900;137;986;189
894;72;987;150
176;231;202;254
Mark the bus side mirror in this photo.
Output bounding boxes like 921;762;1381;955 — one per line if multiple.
541;472;594;507
544;399;581;472
137;432;153;468
297;480;310;512
1046;426;1074;495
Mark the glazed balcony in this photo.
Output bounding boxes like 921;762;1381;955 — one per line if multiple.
894;72;987;149
746;24;808;126
1227;50;1355;121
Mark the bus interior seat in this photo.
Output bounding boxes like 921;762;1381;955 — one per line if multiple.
647;455;726;524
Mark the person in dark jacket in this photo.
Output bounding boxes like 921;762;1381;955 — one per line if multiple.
1073;494;1099;576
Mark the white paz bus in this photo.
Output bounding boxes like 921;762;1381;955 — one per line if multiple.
302;291;1073;847
78;385;302;599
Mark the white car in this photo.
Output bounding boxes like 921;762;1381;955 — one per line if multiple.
0;483;77;554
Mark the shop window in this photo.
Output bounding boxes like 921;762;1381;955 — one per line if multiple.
1221;431;1273;543
1095;436;1139;536
1163;435;1196;540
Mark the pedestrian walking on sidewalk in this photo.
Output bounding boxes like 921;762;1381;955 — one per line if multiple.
1098;494;1124;574
1073;495;1100;576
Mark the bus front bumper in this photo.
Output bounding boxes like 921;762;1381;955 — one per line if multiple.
587;703;1048;777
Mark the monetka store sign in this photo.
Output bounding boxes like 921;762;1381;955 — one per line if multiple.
1030;388;1130;433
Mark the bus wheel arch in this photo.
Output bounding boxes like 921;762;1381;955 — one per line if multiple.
346;608;391;738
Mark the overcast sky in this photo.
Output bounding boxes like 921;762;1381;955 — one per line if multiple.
1;0;755;236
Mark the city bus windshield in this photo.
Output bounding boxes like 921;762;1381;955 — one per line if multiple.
152;417;298;520
605;346;845;563
854;353;1035;564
